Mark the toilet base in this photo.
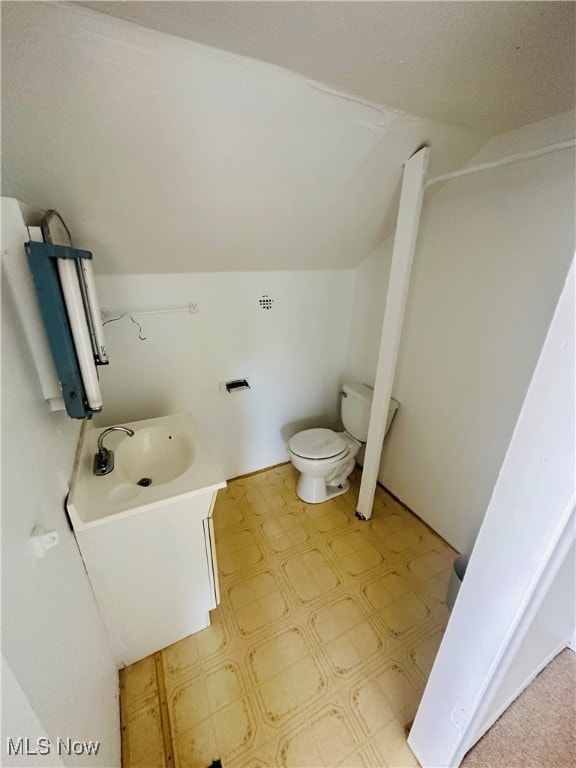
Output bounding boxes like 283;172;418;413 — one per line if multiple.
295;474;351;504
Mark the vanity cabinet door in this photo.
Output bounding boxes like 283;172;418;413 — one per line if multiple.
203;515;219;610
76;491;221;667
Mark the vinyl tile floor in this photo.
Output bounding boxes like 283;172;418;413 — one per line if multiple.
120;464;456;768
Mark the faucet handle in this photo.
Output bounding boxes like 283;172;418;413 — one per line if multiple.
94;446;114;476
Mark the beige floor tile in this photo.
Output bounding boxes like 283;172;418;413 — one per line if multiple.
310;604;347;645
173;717;218;768
287;653;328;706
369;510;409;540
196;612;232;659
314;563;342;593
377;591;433;640
274;625;312;666
121;655;158;710
128;748;167;768
340;544;385;577
308;706;363;767
350;675;396;736
163;634;201;683
277;723;325;768
332;595;366;631
212;698;256;760
121;464;457;767
124;698;166;765
205;661;246;714
337;749;381;767
406;547;453;582
327;533;358;558
347;618;386;662
226;738;276;768
423;571;452;604
408;627;446;683
247;639;285;686
260;590;291;623
213;494;246;532
289;575;323;604
361;570;413;613
323;633;363;678
242;485;287;516
261;513;312;553
168;672;211;735
283;549;342;604
233;601;268;637
371;718;420;768
250;570;282;598
227;580;259;609
237;543;266;571
374;661;422;724
305;503;350;534
386;526;426;554
256;668;300;726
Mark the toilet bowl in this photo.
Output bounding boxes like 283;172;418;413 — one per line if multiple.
288;428;360;503
287;382;399;504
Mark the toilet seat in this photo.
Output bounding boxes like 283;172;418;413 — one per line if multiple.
288;428;347;461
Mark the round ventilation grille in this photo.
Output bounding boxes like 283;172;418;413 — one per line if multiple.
259;295;274;310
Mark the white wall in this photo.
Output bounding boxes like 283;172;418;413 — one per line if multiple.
408;257;575;767
347;110;575;552
1;279;120;766
2;656;64;768
1;2;485;275
94;270;355;478
345;239;393;386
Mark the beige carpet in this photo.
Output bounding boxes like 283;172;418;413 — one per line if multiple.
462;649;576;768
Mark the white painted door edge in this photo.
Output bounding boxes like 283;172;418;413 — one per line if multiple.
407;258;575;767
452;502;575;766
356;145;430;521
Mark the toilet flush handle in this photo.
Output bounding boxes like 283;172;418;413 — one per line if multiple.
339;391;348;397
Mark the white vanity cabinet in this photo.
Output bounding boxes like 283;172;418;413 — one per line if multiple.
75;490;222;667
67;414;226;668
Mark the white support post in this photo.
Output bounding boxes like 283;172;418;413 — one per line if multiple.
356;146;430;520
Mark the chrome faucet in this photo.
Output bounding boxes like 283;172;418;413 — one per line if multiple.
93;426;135;476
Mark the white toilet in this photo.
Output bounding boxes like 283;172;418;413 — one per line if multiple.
288;382;399;504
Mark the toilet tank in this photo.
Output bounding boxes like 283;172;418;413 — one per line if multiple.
341;382;374;441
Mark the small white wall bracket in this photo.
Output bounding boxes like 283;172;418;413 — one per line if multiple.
30;525;59;560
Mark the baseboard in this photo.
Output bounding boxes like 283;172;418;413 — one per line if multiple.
227;460;291;482
376;479;458;554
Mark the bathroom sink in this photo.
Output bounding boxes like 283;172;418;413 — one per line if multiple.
67;413;226;530
115;426;194;485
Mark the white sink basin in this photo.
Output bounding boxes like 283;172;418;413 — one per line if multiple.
115;426;194;485
67;413;226;529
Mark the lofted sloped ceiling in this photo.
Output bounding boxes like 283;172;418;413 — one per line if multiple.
76;1;576;136
2;2;575;274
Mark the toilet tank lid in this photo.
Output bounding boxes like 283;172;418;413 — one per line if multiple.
343;382;374;402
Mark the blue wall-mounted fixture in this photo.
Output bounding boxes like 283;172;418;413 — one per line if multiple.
25;240;103;419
